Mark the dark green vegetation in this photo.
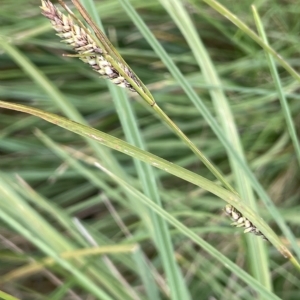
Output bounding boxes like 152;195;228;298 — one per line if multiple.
0;0;300;299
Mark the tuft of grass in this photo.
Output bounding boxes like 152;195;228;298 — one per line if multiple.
0;0;300;299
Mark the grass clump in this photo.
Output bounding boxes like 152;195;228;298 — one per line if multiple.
0;0;300;299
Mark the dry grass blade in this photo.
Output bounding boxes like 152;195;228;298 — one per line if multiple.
40;0;140;91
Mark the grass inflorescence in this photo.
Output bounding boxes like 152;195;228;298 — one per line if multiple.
41;0;140;91
224;204;268;241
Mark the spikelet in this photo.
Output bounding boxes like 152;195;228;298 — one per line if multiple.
40;0;138;91
224;204;268;241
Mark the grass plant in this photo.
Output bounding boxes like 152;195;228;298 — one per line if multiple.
0;0;300;299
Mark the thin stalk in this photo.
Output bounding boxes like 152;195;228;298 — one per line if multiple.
43;0;235;193
158;0;270;288
152;104;235;193
198;0;300;83
79;0;189;297
0;100;293;259
59;0;232;193
118;0;300;262
252;5;300;168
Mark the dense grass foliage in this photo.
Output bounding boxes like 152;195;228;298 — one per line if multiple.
0;0;300;299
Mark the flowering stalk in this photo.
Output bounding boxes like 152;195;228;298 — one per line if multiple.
40;0;237;206
40;0;269;242
41;0;141;92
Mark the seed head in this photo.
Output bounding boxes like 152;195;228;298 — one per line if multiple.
224;204;268;241
40;0;138;91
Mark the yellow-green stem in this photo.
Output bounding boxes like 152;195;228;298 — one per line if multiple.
151;103;236;193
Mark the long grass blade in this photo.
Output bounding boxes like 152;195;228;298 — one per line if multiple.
1;99;298;267
117;0;300;261
158;0;271;288
90;161;283;300
81;0;188;297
